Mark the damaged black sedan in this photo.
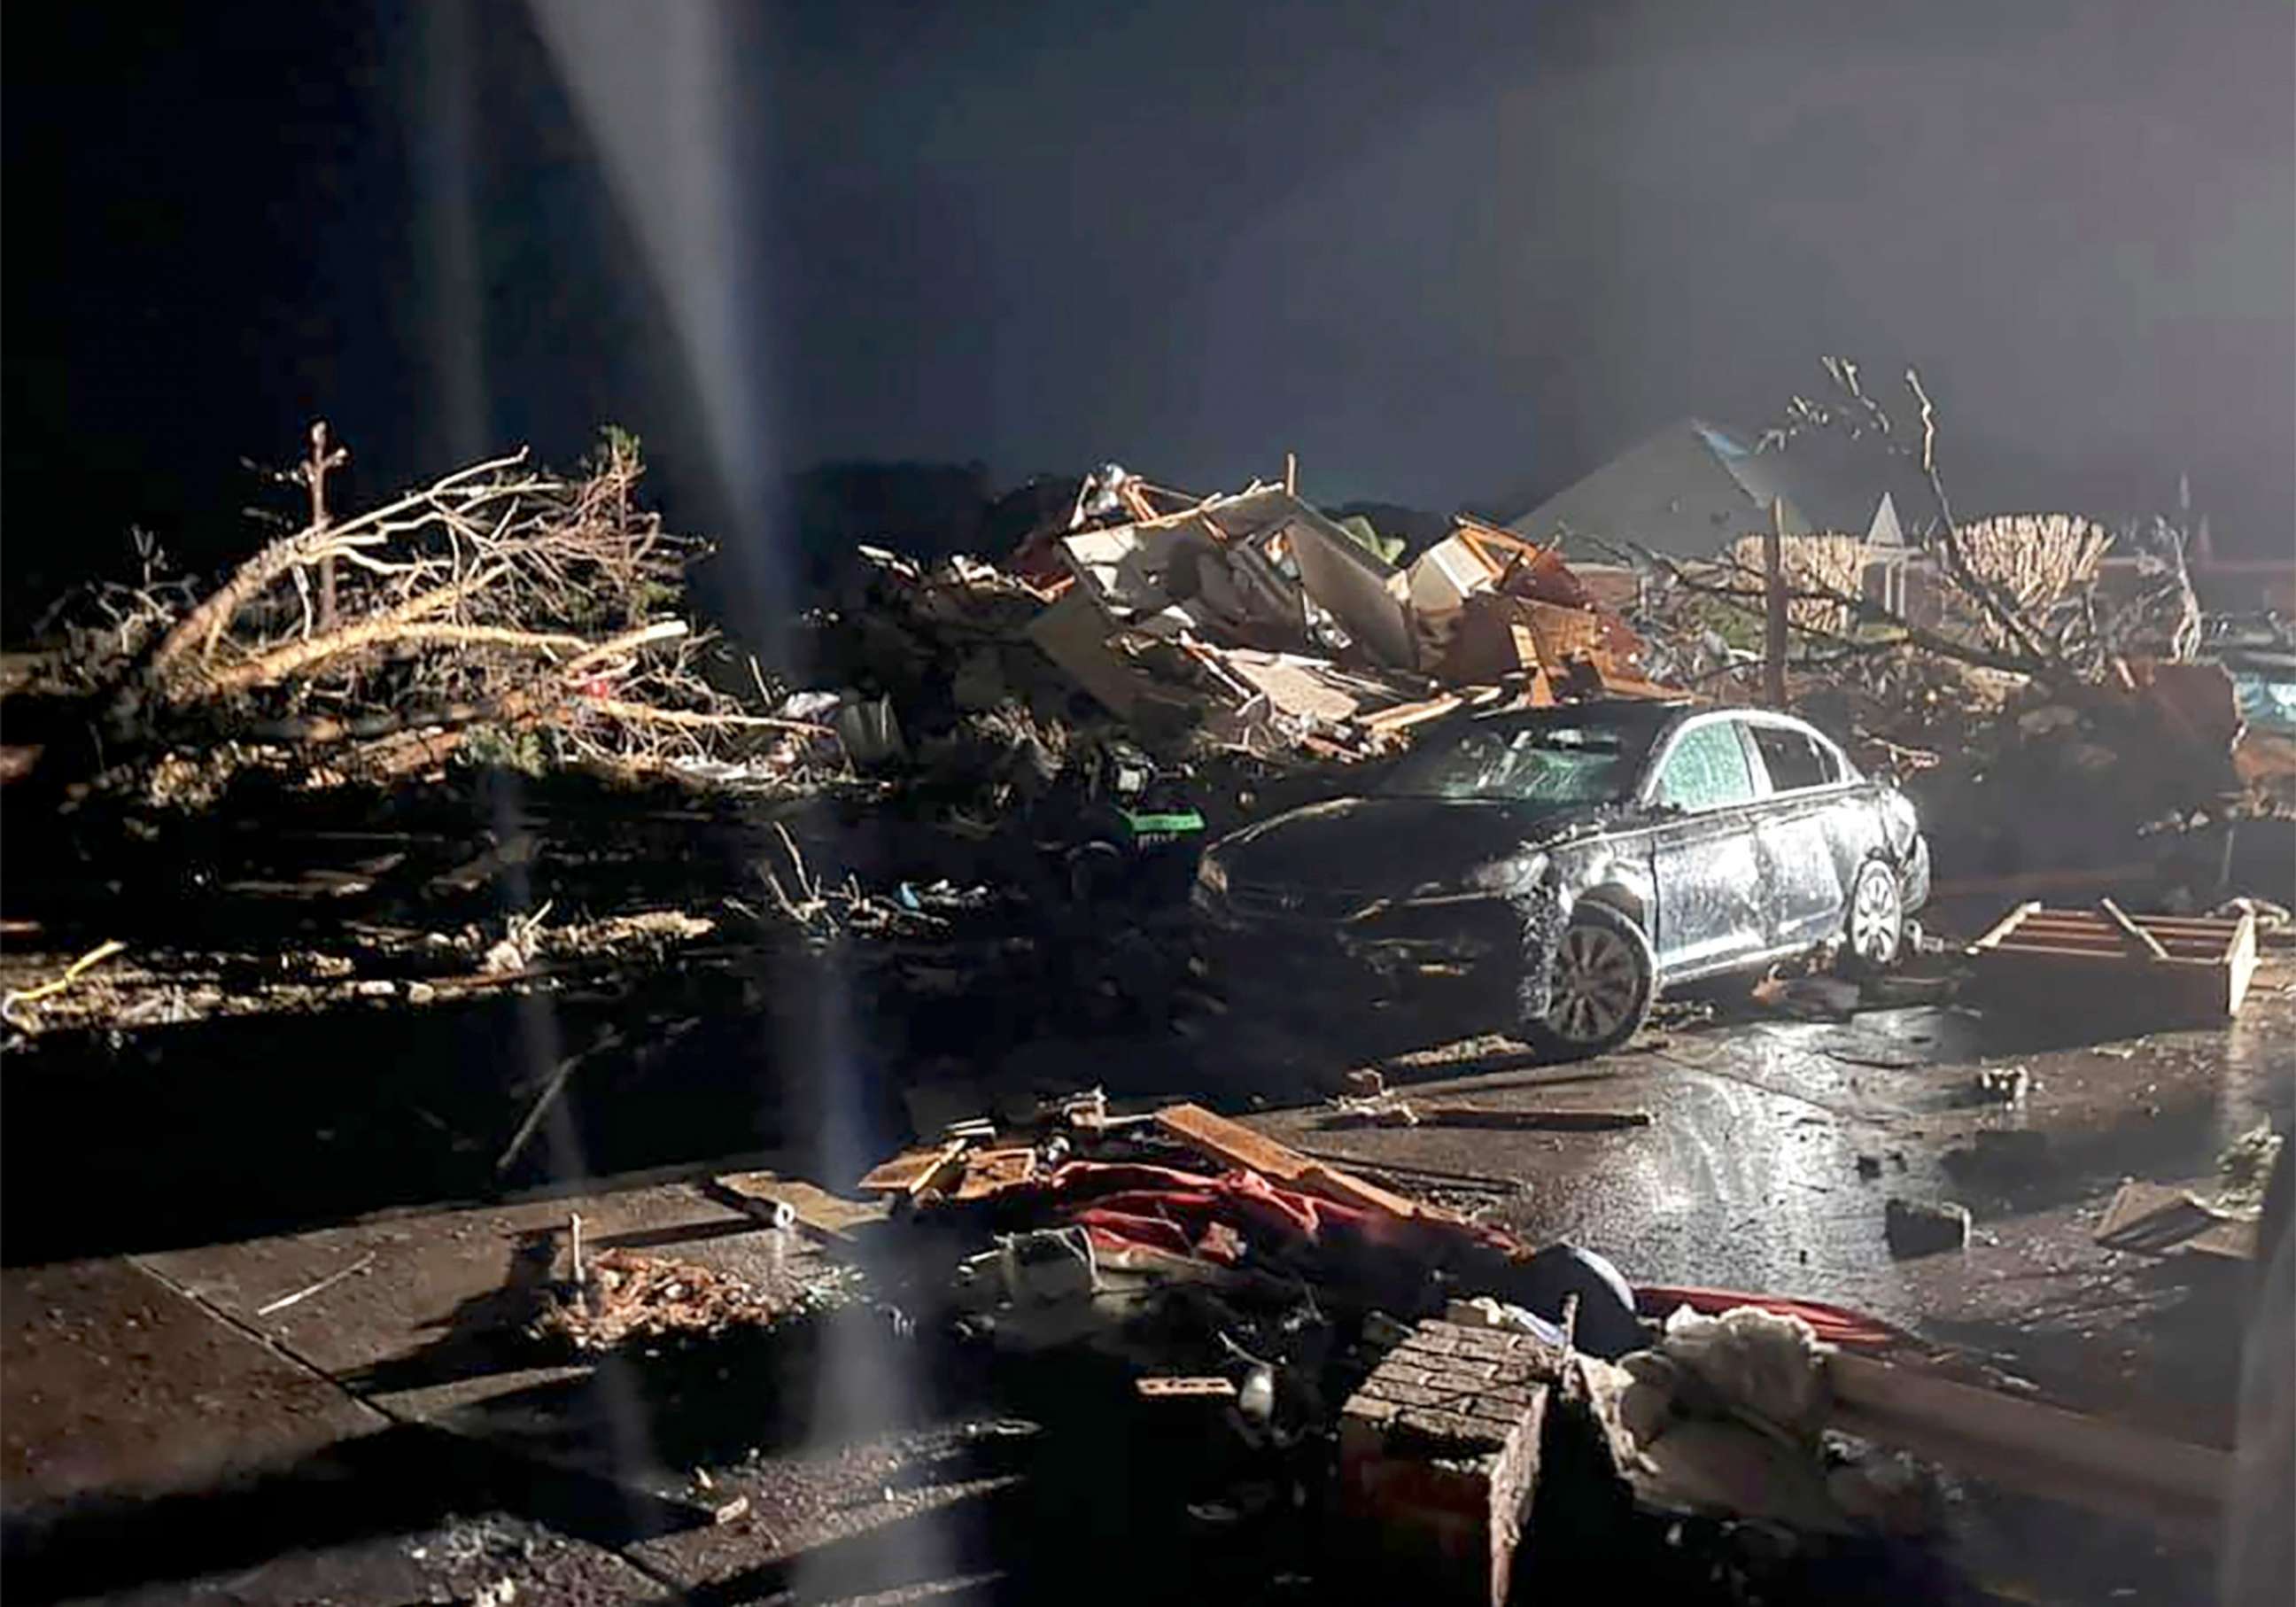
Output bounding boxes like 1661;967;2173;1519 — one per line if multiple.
1192;699;1928;1058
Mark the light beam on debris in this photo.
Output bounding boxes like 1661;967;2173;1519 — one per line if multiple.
522;5;953;1590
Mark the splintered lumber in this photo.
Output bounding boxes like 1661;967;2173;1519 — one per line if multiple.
857;1141;966;1200
1827;1353;2230;1532
1965;902;2257;1021
1152;1103;1462;1225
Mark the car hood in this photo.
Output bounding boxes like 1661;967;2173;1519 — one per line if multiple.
1213;796;1606;899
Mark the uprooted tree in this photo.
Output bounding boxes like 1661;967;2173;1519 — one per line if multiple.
16;424;824;801
1634;357;2205;688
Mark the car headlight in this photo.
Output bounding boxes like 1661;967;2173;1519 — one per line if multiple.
1195;853;1229;898
1468;851;1548;898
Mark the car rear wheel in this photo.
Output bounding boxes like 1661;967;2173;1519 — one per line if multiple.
1838;859;1905;975
1525;903;1656;1060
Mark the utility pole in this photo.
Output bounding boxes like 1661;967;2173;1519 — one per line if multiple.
1763;497;1788;708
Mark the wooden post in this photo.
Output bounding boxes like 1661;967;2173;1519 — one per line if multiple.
302;422;349;630
1763;497;1788;708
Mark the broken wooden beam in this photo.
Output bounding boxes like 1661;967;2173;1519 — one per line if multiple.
1827;1353;2230;1533
1152;1102;1463;1225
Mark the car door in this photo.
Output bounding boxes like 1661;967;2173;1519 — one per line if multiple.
1744;719;1855;948
1643;716;1767;973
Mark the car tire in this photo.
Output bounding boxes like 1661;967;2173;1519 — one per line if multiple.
1837;859;1906;977
1524;902;1657;1060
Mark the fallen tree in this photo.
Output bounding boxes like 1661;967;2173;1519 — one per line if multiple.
16;425;828;800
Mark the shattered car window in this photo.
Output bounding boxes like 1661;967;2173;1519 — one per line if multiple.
1654;721;1757;811
1377;720;1648;805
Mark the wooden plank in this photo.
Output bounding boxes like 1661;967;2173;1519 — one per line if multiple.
949;1146;1039;1203
1987;942;2217;966
2225;910;2259;1015
2096;898;2171;960
1152;1103;1461;1225
1975;903;2243;941
2012;925;2231;949
1992;927;2222;955
1416;1104;1652;1131
1969;900;2042;951
714;1170;889;1242
857;1141;966;1198
1828;1353;2230;1532
1155;1103;1318;1182
1996;935;2225;959
2020;913;2240;935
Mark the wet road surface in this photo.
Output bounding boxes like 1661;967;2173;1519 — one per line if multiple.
4;950;2289;1603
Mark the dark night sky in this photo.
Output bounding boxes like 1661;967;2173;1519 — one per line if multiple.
6;0;2292;620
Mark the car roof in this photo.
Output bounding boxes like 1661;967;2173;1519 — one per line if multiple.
1463;696;1695;731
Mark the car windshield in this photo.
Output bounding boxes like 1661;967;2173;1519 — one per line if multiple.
1376;714;1657;804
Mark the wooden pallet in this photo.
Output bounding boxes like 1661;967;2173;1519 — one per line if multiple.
1966;901;2258;1021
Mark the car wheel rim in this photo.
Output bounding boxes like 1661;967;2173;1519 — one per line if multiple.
1546;925;1640;1044
1851;868;1901;965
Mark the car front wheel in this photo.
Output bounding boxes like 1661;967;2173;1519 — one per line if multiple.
1838;859;1905;975
1525;902;1657;1060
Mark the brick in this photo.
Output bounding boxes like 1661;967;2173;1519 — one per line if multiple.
1446;1328;1512;1359
1397;1407;1496;1448
1345;1395;1400;1428
1382;1380;1459;1410
1339;1321;1558;1607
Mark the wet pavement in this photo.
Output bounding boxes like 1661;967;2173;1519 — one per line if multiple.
3;948;2288;1603
1259;959;2293;1443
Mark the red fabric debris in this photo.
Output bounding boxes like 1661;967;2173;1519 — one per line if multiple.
1029;1161;1385;1262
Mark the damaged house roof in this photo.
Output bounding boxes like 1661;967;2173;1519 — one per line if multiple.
1509;416;1936;561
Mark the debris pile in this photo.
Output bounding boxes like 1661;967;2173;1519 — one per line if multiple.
532;1247;859;1353
803;475;1674;808
818;1091;2238;1599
